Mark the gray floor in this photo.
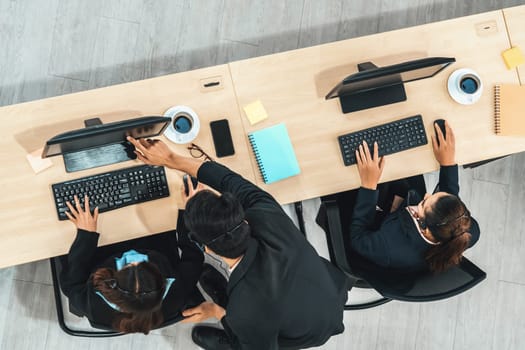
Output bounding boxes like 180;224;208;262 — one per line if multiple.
1;0;525;349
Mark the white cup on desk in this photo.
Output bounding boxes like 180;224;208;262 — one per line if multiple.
447;68;483;105
163;105;200;144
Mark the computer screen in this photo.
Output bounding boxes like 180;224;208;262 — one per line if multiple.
42;116;171;172
325;57;455;113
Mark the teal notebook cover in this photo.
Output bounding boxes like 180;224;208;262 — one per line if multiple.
248;123;300;184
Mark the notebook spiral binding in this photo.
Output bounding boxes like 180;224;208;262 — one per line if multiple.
494;85;501;134
248;134;269;183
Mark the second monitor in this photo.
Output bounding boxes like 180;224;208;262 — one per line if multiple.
325;57;455;113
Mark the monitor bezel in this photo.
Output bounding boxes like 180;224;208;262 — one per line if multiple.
42;116;171;158
325;57;456;100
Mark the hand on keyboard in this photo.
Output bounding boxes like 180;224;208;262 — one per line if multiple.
65;195;99;232
355;141;385;190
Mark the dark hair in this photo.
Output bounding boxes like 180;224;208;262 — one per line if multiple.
184;190;250;259
423;194;472;273
91;262;165;334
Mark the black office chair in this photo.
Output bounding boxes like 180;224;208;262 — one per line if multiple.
316;197;487;310
50;255;186;337
49;256;124;337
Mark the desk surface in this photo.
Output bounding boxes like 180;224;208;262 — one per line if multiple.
504;5;525;84
0;64;255;269
230;9;522;204
1;8;524;268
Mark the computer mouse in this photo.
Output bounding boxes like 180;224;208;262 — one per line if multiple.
183;174;198;196
434;119;446;145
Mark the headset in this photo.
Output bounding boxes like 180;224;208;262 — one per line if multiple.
420;211;470;242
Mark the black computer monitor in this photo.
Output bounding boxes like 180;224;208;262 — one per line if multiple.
42;116;171;172
325;57;455;113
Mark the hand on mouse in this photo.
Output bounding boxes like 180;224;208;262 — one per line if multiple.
432;120;456;166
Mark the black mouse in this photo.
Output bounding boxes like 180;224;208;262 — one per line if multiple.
183;174;198;196
434;119;446;145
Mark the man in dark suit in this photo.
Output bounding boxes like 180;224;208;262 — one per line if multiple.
127;136;348;350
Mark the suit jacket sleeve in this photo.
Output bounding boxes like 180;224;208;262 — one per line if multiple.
438;165;459;195
59;229;100;316
197;161;282;212
349;187;390;266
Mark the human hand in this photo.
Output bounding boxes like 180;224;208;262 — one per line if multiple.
127;136;178;167
181;301;226;323
180;176;206;206
355;141;385;190
431;120;456;166
65;195;99;232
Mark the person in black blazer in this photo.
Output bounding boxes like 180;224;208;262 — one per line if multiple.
349;120;480;273
127;136;348;350
59;194;204;334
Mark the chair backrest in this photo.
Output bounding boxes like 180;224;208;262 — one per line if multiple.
353;256;486;302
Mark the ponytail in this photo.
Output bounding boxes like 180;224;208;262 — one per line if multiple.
423;194;472;273
425;232;471;273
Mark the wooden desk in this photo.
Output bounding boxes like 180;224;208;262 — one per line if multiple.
0;65;255;269
1;8;524;268
230;10;522;204
503;5;525;84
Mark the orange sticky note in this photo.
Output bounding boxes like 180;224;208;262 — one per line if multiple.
26;148;53;173
502;46;525;70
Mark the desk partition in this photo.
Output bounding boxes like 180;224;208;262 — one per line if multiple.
0;7;524;268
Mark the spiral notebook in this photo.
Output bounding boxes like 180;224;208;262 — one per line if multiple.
248;123;300;184
494;84;525;136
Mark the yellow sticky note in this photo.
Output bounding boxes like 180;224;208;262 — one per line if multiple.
243;100;269;125
502;46;525;70
26;148;53;174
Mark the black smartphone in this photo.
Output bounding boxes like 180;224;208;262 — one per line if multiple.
210;119;235;157
183;174;198;196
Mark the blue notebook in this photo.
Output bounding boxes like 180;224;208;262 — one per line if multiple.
248;123;300;184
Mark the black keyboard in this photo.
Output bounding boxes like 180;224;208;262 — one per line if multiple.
52;165;169;220
338;115;428;166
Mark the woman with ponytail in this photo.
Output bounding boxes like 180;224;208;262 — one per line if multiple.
347;119;480;273
59;184;204;333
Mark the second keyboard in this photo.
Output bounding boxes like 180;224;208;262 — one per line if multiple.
338;114;428;166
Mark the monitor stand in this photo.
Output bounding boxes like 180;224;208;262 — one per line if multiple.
62;118;136;173
339;61;407;114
